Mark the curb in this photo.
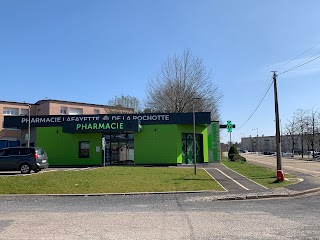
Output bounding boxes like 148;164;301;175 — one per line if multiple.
217;187;320;201
1;187;320;200
0;190;222;198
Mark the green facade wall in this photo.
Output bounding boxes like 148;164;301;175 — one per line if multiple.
208;121;221;162
36;127;102;166
36;124;210;166
134;124;208;165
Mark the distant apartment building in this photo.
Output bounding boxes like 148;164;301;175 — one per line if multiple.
241;134;320;154
34;99;133;116
1;99;133;144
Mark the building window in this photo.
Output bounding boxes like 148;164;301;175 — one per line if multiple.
3;108;18;116
94;109;100;114
60;107;67;115
79;141;90;158
20;109;29;116
69;108;83;115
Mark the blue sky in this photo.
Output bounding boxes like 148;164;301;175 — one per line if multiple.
1;0;320;143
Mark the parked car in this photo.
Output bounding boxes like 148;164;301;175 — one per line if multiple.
281;152;294;157
263;151;273;155
239;149;248;153
307;151;320;157
0;147;49;174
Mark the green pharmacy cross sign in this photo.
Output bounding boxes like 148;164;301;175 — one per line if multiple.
220;121;236;131
227;120;233;132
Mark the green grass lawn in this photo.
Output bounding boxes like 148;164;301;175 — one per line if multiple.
222;157;300;189
0;167;225;194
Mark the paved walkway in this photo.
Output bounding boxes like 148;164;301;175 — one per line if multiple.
203;163;267;192
193;162;320;200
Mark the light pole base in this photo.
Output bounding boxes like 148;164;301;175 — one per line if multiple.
277;170;285;182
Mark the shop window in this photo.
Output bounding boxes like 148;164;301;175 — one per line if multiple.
79;141;90;158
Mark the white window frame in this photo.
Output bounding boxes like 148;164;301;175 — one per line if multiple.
20;109;29;116
69;108;83;115
3;108;19;116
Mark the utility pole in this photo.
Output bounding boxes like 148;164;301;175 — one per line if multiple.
273;71;284;181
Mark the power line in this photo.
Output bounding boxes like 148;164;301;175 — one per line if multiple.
236;79;274;130
276;40;320;71
278;52;320;75
233;41;320;133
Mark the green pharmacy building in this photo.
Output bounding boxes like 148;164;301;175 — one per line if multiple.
3;113;220;166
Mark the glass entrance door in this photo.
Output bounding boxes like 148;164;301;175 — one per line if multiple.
110;142;120;164
104;134;134;165
118;141;127;163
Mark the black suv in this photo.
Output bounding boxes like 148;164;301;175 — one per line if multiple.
0;147;49;174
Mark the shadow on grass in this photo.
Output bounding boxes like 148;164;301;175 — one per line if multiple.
0;172;23;176
172;177;214;181
251;176;277;180
273;179;285;184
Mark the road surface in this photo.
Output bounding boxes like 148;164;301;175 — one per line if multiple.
0;192;320;239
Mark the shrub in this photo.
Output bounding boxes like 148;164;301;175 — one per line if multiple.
228;145;238;161
233;154;246;162
228;145;246;162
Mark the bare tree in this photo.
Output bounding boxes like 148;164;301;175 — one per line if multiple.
304;107;320;158
284;117;299;153
294;109;308;158
145;49;222;120
317;112;320;151
107;95;142;113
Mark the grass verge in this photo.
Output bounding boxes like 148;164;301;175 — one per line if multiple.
0;167;225;194
222;157;300;189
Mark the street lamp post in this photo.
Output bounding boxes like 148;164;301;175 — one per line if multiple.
27;104;31;147
193;97;200;175
311;106;319;159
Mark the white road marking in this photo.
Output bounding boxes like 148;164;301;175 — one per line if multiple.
221;163;268;189
215;168;250;190
203;168;228;192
